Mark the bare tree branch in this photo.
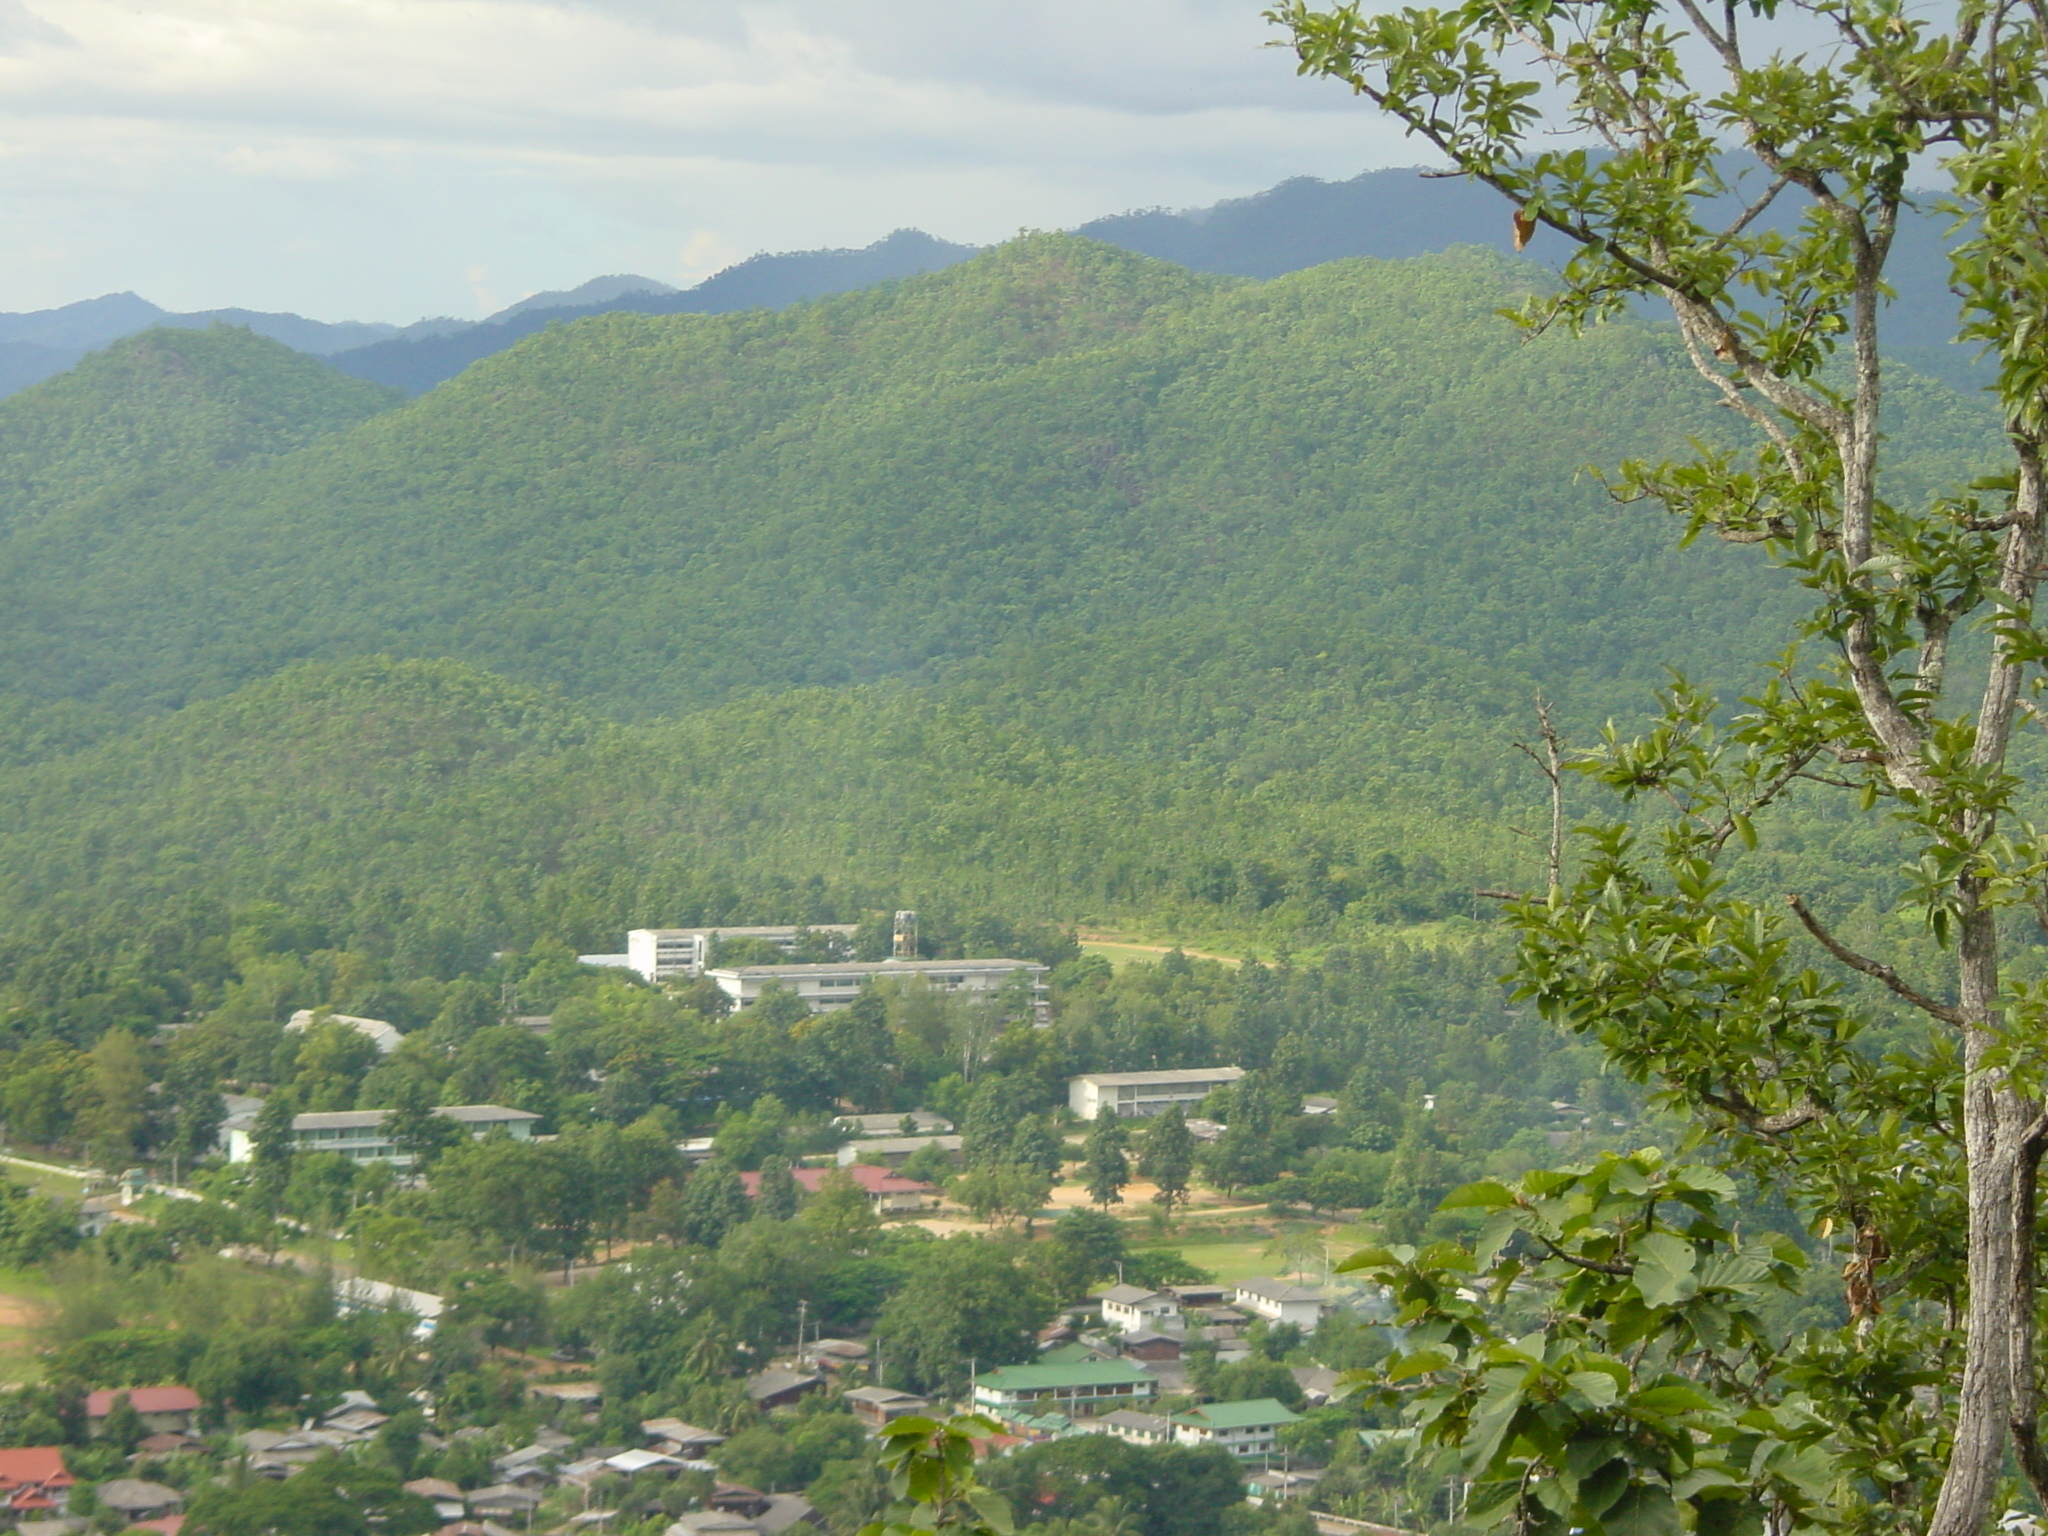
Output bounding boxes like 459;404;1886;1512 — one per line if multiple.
1786;895;1964;1024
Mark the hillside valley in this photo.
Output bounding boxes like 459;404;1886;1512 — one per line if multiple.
0;233;2011;1025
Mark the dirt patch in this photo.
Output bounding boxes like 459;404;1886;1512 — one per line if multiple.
0;1297;35;1328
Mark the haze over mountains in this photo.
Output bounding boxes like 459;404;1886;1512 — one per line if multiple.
0;164;1984;401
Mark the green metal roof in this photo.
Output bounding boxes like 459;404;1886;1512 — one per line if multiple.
976;1360;1155;1390
1172;1398;1302;1430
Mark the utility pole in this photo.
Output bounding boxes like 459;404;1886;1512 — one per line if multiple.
796;1299;809;1363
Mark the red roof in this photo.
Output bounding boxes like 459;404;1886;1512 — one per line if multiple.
86;1386;201;1418
740;1165;932;1197
0;1446;73;1491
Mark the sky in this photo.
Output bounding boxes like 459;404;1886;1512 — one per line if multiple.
0;0;1424;323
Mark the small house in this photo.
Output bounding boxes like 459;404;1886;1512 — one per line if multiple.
844;1387;928;1432
1170;1399;1302;1462
743;1369;823;1411
1096;1285;1180;1335
85;1387;201;1438
1233;1279;1325;1333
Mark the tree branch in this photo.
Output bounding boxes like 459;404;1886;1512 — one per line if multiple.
1786;895;1964;1024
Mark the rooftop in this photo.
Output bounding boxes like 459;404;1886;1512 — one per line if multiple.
1236;1278;1323;1304
290;1104;539;1132
1172;1399;1303;1431
1097;1410;1173;1434
709;958;1042;979
86;1386;199;1416
975;1360;1155;1391
740;1166;933;1197
1096;1285;1163;1306
1072;1068;1245;1088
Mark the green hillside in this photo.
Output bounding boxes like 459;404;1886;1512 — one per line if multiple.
0;235;2009;1028
0;236;1838;720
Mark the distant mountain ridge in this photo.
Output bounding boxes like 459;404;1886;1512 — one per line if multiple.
0;164;1981;400
324;230;979;394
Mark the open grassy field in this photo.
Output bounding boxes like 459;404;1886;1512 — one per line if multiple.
0;1264;52;1385
1;1152;98;1200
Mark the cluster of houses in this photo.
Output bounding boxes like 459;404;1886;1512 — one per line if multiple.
0;1389;205;1536
955;1275;1342;1497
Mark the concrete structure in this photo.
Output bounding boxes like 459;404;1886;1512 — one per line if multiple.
844;1387;929;1432
1068;1067;1245;1121
1234;1279;1327;1333
708;959;1048;1019
85;1387;199;1437
228;1104;539;1166
1093;1410;1173;1447
285;1009;403;1054
1171;1400;1302;1462
627;926;859;983
835;1135;962;1171
1096;1285;1182;1335
970;1360;1156;1414
741;1164;936;1214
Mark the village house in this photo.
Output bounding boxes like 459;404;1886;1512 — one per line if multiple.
843;1387;928;1432
1170;1400;1302;1463
0;1448;74;1518
741;1164;936;1214
94;1480;184;1524
744;1369;824;1411
1233;1278;1326;1333
1067;1067;1244;1121
1092;1409;1174;1447
85;1386;201;1438
1096;1285;1182;1335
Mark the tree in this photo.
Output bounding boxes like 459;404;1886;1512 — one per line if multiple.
249;1091;297;1211
756;1155;801;1221
97;1392;145;1454
875;1238;1053;1395
802;1166;882;1245
1008;1118;1064;1181
678;1160;751;1249
382;1077;463;1170
1139;1107;1193;1213
79;1029;149;1170
1272;0;2048;1527
1082;1115;1131;1209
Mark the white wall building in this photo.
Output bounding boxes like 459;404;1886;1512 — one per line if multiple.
1097;1285;1183;1335
1234;1279;1327;1333
625;926;858;983
707;958;1048;1019
226;1104;539;1166
1068;1067;1245;1121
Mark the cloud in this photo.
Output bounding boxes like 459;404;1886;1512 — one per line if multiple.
0;0;1421;318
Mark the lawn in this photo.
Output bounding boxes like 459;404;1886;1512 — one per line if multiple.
0;1264;53;1385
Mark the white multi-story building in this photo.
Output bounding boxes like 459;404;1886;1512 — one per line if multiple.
706;958;1048;1020
1068;1067;1245;1121
625;925;859;983
226;1104;540;1166
1171;1399;1302;1462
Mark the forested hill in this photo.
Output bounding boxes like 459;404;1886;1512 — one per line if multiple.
0;234;2004;980
0;235;1846;720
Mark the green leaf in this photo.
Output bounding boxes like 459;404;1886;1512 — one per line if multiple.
1568;1369;1622;1407
1633;1231;1699;1307
1441;1178;1518;1209
1602;1483;1682;1536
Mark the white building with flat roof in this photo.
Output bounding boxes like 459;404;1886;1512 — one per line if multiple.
226;1104;539;1166
707;958;1048;1019
625;926;859;983
1069;1067;1245;1120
